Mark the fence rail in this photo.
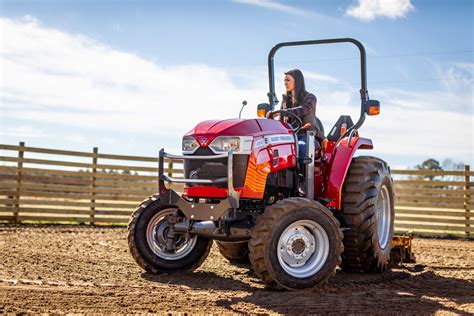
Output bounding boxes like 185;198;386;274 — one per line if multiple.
0;142;472;237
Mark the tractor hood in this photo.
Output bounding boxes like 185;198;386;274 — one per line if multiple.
183;118;291;146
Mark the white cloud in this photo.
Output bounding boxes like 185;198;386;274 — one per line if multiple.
303;71;339;84
364;104;472;158
0;16;343;138
434;62;474;94
64;134;87;144
362;75;473;166
346;0;415;22
0;16;266;138
0;125;48;139
233;0;310;17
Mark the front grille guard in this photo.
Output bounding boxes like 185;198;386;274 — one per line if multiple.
158;148;240;220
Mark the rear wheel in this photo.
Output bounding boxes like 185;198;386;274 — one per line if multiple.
341;156;395;272
128;195;212;273
249;198;343;290
215;241;250;264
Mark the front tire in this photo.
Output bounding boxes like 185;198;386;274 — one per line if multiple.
249;198;343;290
341;156;395;272
128;194;212;273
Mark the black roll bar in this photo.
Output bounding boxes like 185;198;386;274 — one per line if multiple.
268;38;370;134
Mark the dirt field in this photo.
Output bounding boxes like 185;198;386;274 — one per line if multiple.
0;225;473;314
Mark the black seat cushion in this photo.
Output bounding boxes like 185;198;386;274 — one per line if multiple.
314;117;325;142
327;116;354;142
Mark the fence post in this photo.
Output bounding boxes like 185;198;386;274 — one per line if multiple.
90;147;98;225
13;141;25;224
464;165;471;237
167;159;174;177
166;159;174;191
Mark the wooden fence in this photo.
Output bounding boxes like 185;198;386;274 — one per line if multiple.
0;142;472;237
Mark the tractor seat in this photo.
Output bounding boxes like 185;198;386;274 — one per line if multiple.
326;115;354;142
314;117;325;159
314;117;325;140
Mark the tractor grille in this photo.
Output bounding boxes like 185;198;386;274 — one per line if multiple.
184;147;248;188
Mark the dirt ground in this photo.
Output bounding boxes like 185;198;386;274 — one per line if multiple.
0;225;473;315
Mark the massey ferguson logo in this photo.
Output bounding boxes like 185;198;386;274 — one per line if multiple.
198;137;209;146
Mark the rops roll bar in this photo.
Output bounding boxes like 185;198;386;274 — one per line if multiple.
267;38;371;135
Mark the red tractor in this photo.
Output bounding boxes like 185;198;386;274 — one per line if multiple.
128;38;397;290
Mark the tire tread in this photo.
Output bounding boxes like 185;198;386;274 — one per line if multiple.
341;156;394;273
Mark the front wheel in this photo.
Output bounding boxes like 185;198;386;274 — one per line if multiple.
249;198;343;290
128;195;212;273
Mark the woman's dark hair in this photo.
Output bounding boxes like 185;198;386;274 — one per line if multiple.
285;69;308;106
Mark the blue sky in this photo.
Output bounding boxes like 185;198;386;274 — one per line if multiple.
0;0;473;169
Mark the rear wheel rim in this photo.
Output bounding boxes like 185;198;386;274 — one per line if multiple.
276;220;330;278
376;185;391;250
146;208;197;260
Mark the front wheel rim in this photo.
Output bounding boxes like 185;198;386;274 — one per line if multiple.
376;185;391;250
276;220;330;278
146;208;197;260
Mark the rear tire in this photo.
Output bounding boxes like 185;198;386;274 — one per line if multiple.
215;241;250;264
341;156;395;272
249;198;343;290
128;194;212;273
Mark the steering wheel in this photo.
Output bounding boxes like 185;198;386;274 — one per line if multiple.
267;110;303;132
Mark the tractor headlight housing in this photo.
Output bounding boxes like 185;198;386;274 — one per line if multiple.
209;136;253;154
182;136;199;153
210;136;240;152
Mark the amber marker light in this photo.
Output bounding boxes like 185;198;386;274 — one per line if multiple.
368;105;380;116
257;109;266;118
366;100;381;116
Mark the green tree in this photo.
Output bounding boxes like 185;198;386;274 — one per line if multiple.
415;158;442;181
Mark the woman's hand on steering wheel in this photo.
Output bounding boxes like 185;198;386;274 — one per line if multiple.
267;110;303;132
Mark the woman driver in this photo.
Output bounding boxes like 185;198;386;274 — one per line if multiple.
279;69;318;156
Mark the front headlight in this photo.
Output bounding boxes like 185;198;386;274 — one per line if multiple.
182;136;199;153
209;136;253;154
209;136;240;152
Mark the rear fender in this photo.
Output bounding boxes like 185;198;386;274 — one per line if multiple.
325;136;373;209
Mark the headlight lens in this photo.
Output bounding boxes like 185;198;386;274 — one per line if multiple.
182;136;199;152
210;137;240;152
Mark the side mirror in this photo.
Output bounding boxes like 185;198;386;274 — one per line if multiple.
365;99;380;116
257;103;271;118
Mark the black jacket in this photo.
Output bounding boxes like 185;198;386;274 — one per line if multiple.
281;92;317;132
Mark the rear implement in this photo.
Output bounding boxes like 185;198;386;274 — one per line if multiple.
391;235;416;264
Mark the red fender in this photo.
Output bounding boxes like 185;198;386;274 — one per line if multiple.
324;136;373;209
